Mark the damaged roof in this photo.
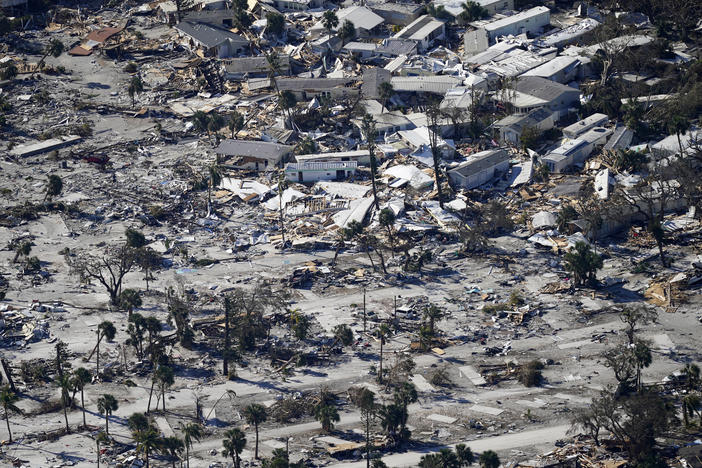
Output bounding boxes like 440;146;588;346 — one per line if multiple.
175;21;248;48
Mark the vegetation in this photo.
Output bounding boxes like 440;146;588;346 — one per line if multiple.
563;241;603;287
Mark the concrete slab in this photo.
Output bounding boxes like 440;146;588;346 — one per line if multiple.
410;375;434;392
516;399;547;408
459;366;487;386
469;404;504;416
427;414;458;424
652;333;675;352
264;440;287;449
553;393;591;404
558;339;592;349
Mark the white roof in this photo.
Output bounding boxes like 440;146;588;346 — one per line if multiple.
394;15;444;41
483;6;550;33
521;56;580;78
343;41;377;51
339;6;384;30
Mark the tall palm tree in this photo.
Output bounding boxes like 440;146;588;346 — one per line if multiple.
180;422;204;468
95;430;109;468
37;38;64;71
206;164;222;217
360;114;380;210
128;76;144;109
222;428;247;468
160;435;184;468
71;367;91;426
423;305;444;337
57;374;72;433
92;320;116;378
339;19;355;46
155;365;175;413
228;111;244;138
0;386;20;443
667;115;690;157
322;10;339;38
683;363;701;391
377;324;390;384
243;403;267;459
378;82;394;113
97;394;118;434
314;402;340;432
134;426;161;468
682;393;701;426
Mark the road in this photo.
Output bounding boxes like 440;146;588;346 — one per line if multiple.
327;424;570;468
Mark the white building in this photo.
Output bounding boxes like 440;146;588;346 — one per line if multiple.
493;108;555;146
464;6;551;55
562;113;609;139
393;15;446;52
285;161;358;183
448;149;509;189
542;139;592;173
295;150;371;165
431;0;514;18
520;56;582;83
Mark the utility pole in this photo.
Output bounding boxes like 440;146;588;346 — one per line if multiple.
394;295;397;321
363;288;367;333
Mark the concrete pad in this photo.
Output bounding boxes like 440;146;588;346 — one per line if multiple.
427;414;458;424
264;440;287;449
155;416;175;437
318;436;353;445
410;375;434;392
469;404;504;416
652;333;675;352
553;393;591;404
558;339;592;350
516;399;546;408
459;366;487;386
262;400;277;408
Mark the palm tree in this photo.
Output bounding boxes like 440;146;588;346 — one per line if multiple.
44;174;63;202
160;435;185;468
667;115;690;157
244;403;267;459
92;321;116;377
95;430;109;468
37;38;64;71
360;114;380;210
228;111;245;138
128;412;151;433
339;19;355;46
278;174;288;246
222;428;247;468
97;394;118;434
12;240;31;263
57;374;72;433
155;365;175;413
378;82;394;113
682;393;701;427
119;288;142;318
479;450;500;468
0;386;20;443
134;426;161;468
71;367;91;426
683;363;701;391
206;164;222;217
377;324;390;384
423;305;444;337
314;402;340;432
128;76;144;109
322;10;339;38
207;113;226;146
180;422;204;468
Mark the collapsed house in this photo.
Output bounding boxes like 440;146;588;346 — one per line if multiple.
216;139;294;170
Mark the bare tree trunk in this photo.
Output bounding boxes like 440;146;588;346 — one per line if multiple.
5;412;12;443
81;389;86;426
147;380;155;413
